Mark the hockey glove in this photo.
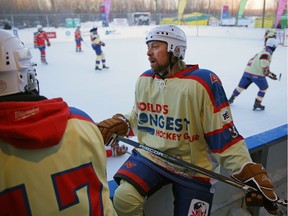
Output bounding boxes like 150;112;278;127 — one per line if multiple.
101;42;106;46
232;162;278;215
97;114;130;145
47;41;51;47
111;143;128;157
268;72;277;80
106;143;128;157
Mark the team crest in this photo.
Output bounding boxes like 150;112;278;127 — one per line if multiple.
188;199;209;216
210;74;222;85
124;160;136;168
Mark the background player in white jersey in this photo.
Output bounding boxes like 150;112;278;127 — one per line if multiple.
0;30;117;216
228;38;279;110
97;25;278;215
90;26;109;70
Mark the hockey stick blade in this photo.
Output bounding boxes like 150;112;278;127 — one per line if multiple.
278;73;282;81
112;134;288;207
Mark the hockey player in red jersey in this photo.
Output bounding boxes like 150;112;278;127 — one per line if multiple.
97;25;278;216
34;25;50;64
74;24;83;52
0;29;117;216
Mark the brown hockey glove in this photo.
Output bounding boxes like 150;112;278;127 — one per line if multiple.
47;41;51;47
232;162;278;215
97;114;130;145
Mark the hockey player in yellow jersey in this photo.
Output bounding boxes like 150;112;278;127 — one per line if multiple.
0;30;117;216
97;25;278;215
228;38;279;110
90;26;109;70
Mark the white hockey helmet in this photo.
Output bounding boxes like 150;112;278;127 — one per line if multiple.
145;25;187;59
266;29;277;38
37;24;43;30
0;30;38;96
266;38;278;48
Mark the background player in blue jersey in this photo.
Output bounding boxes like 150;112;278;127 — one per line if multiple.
97;25;278;215
0;30;117;215
228;38;279;111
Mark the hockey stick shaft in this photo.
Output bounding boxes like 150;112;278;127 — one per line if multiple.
82;40;90;48
111;134;288;206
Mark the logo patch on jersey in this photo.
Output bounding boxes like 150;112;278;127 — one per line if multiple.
124;160;136;168
229;125;239;138
188;199;209;216
210;74;222;85
14;107;40;121
221;108;231;122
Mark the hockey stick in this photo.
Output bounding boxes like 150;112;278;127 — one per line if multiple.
110;134;288;207
82;40;90;48
278;73;282;81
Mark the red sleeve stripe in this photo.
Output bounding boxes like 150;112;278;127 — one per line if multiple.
116;169;150;193
205;122;234;137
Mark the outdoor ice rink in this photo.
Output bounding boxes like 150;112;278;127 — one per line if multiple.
16;24;287;215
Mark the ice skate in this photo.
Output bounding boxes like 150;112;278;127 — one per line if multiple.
95;66;102;70
253;99;265;111
103;65;109;69
41;60;48;64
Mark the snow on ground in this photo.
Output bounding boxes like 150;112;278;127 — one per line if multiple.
16;24;287;180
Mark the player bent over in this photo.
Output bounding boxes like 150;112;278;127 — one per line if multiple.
228;38;279;110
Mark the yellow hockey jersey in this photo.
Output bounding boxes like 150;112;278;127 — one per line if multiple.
244;48;273;77
125;65;252;180
0;97;116;216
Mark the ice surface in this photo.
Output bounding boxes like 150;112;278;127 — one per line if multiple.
17;25;287;180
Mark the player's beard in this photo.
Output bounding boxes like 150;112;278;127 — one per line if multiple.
149;59;169;75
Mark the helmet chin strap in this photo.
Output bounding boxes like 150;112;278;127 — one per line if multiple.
156;52;175;80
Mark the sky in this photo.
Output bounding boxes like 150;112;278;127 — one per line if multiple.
15;22;287;180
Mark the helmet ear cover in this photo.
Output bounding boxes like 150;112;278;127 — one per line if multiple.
0;30;39;96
